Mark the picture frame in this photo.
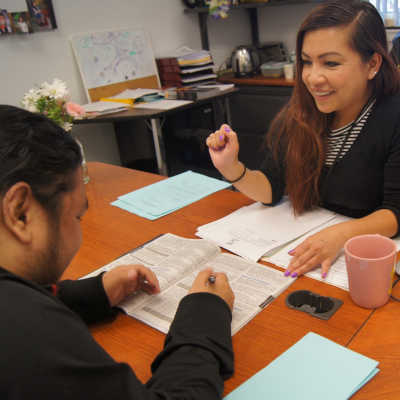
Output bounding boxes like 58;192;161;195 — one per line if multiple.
0;9;13;35
25;0;57;32
11;11;33;34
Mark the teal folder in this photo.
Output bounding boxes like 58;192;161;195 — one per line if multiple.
224;332;379;400
111;170;231;220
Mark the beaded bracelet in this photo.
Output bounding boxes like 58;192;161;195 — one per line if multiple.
226;164;247;184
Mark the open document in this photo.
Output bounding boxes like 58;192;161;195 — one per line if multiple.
196;199;337;262
83;233;294;335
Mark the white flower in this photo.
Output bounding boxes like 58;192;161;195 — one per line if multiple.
63;122;73;132
40;79;69;100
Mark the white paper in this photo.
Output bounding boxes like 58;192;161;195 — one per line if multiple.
263;215;352;290
134;99;192;110
82;101;129;113
196;199;336;262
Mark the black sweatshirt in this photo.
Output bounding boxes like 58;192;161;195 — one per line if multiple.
261;93;400;234
0;266;233;399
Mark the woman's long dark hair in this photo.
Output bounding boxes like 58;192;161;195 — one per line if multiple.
267;0;400;214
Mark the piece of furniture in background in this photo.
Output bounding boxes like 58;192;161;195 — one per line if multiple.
218;73;293;170
183;0;326;50
75;88;237;176
68;161;400;399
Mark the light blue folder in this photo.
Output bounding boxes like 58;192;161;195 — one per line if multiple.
111;170;231;220
224;332;379;400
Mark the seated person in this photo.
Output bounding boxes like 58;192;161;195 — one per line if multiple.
207;0;400;279
0;105;234;399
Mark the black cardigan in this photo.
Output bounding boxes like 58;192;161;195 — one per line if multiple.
0;267;233;399
261;93;400;234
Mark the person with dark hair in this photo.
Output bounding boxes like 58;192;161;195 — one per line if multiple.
207;0;400;278
0;104;234;399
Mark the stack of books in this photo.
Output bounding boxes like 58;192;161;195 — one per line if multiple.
156;48;217;88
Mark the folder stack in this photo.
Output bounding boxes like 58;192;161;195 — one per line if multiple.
224;332;379;400
156;48;217;88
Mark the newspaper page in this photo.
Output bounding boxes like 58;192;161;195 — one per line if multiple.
84;233;294;335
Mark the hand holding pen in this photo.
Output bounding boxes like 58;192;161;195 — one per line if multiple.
189;268;234;311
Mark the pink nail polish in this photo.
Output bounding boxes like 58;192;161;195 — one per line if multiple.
219;134;224;141
291;272;298;278
224;126;230;133
322;272;327;279
288;249;295;255
284;270;290;277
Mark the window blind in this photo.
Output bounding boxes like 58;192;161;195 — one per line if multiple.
369;0;399;26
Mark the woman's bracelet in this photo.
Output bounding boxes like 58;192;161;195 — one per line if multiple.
225;164;247;184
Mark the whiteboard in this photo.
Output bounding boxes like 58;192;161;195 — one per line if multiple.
70;29;160;101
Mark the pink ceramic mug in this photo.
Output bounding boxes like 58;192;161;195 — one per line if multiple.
344;234;396;309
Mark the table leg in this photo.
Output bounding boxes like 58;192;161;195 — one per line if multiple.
150;117;168;176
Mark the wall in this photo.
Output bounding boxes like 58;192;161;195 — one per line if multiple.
0;0;314;165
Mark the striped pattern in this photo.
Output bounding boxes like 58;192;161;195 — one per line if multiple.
325;99;376;166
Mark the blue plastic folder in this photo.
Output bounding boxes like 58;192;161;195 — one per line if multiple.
224;332;379;400
112;170;231;220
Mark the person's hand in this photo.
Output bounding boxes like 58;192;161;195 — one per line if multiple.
284;225;345;278
189;268;234;311
102;265;160;307
206;124;240;174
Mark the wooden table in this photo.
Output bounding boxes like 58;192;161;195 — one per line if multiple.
64;162;400;398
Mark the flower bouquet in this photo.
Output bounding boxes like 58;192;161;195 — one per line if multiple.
21;78;89;183
21;78;85;132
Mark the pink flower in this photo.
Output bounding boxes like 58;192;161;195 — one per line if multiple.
65;102;85;119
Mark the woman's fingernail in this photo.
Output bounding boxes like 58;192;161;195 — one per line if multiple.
322;272;327;279
284;270;291;277
219;134;224;141
291;272;298;278
224;126;230;133
288;249;295;255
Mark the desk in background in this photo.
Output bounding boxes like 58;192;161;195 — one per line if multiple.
64;162;400;399
75;88;237;176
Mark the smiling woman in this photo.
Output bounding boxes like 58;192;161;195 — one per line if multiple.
205;0;400;279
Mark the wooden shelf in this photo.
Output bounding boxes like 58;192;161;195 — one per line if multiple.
184;0;325;50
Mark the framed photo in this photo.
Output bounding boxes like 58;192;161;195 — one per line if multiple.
11;12;33;34
0;9;13;35
26;0;57;32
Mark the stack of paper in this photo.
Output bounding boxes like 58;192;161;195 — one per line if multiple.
224;332;379;400
82;101;129;116
196;200;336;262
111;170;231;220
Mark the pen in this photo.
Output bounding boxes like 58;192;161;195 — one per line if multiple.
208;274;216;284
259;295;275;309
